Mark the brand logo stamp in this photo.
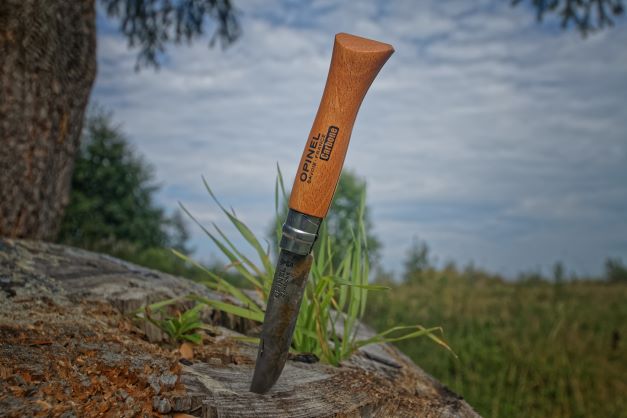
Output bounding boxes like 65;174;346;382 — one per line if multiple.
320;126;339;161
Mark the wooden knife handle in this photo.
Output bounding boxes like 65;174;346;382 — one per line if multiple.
288;33;394;219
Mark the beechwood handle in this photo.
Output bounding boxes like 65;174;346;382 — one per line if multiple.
288;33;394;219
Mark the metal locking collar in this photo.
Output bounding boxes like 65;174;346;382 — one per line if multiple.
279;209;322;255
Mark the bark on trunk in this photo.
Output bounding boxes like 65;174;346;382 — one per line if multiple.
0;0;96;240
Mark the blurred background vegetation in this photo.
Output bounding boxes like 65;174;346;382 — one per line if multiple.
367;246;627;418
56;108;240;283
57;109;627;418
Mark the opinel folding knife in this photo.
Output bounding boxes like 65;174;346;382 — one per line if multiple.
250;33;394;394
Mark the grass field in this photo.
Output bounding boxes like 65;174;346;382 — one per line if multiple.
365;269;627;418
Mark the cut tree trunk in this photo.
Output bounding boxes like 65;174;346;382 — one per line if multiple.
0;239;481;417
0;0;96;240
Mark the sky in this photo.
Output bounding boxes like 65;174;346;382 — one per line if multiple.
92;0;627;278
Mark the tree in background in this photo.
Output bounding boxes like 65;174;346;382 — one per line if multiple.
323;170;382;267
271;170;382;269
58;108;254;284
101;0;240;69
605;257;627;282
402;237;432;283
513;0;624;34
58;108;190;255
0;0;239;240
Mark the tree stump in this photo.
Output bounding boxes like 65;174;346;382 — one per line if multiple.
0;239;480;417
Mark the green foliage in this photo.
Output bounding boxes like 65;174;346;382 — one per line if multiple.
366;269;627;418
605;257;627;282
402;237;432;282
174;168;448;365
55;109;254;285
512;0;624;35
139;299;205;344
323;170;382;267
76;239;251;290
517;269;547;284
58;109;191;257
552;260;565;283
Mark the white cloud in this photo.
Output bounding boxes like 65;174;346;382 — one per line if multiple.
92;0;627;278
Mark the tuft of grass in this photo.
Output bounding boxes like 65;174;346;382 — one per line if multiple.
167;166;451;365
136;298;205;344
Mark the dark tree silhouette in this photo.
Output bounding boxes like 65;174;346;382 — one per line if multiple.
0;1;239;240
57;109;192;252
101;0;241;68
514;0;624;35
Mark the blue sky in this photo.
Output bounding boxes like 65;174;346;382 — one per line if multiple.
92;0;627;278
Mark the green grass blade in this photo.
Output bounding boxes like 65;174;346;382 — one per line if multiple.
276;163;288;202
133;296;184;316
211;221;265;278
360;252;370;318
358;192;372;318
354;325;455;356
231;336;261;344
202;177;274;277
181;333;202;344
331;277;389;290
179;321;204;335
171;249;262;313
337;248;352;312
178;203;263;290
189;294;264;322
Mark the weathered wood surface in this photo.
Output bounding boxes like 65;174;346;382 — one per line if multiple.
0;239;480;417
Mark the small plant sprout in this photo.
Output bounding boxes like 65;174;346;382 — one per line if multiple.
137;298;205;345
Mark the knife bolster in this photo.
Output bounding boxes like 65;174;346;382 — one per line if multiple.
279;209;322;255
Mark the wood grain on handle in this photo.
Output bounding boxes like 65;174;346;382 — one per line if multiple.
288;33;394;219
